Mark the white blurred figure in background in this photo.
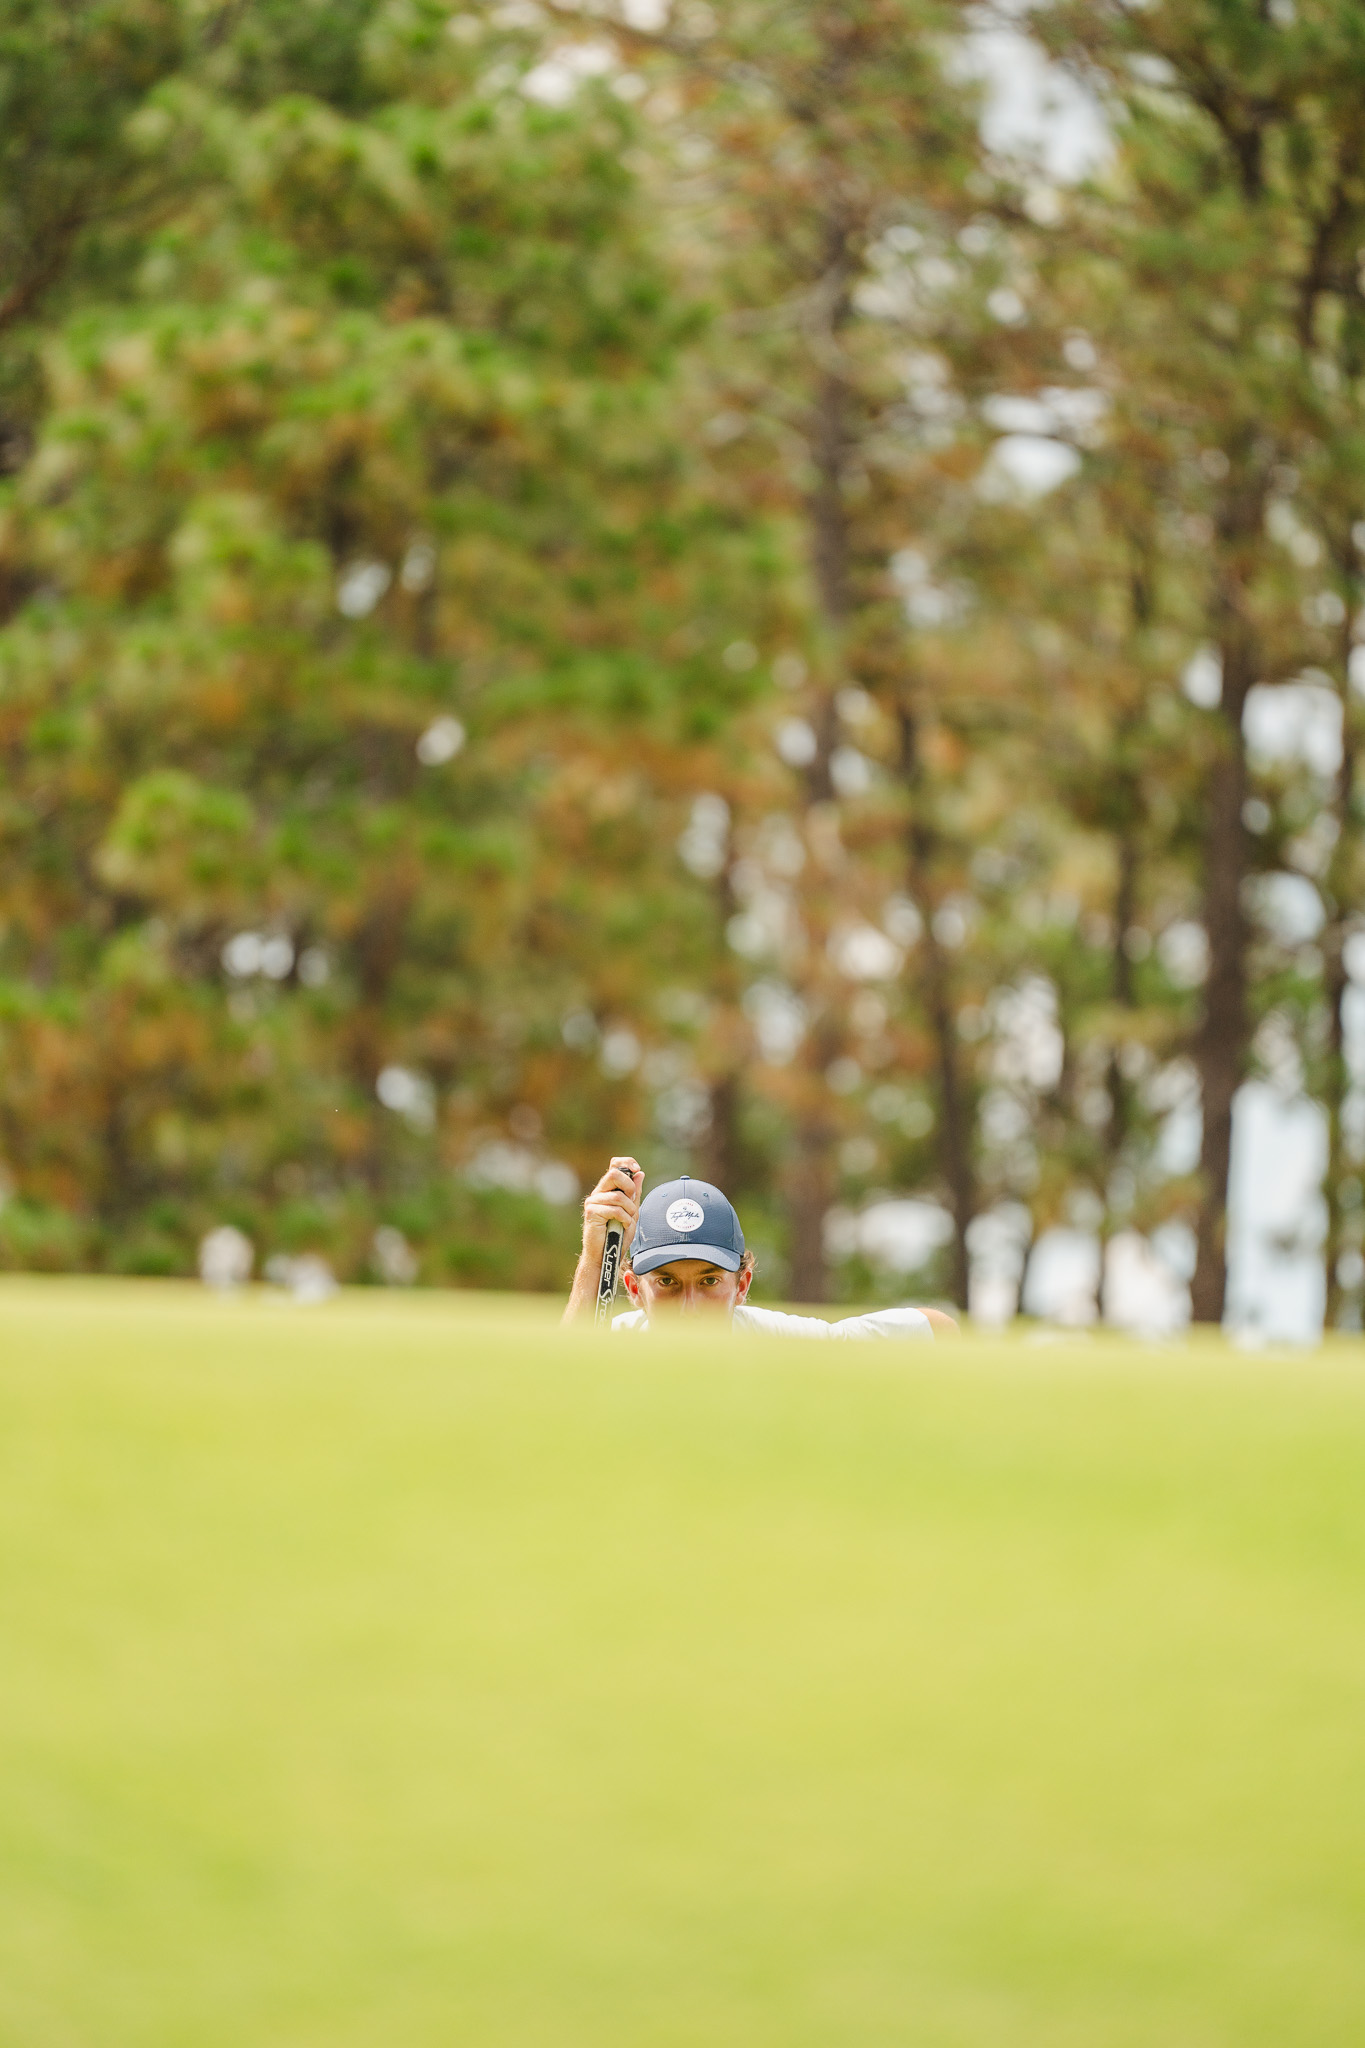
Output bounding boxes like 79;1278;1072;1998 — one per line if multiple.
264;1254;338;1305
372;1226;418;1285
198;1225;254;1291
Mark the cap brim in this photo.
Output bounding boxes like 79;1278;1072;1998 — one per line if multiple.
629;1241;744;1277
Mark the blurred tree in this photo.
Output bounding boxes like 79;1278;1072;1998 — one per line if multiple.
1036;0;1365;1322
0;0;413;480
0;0;189;474
0;0;770;1278
6;0;1365;1329
589;0;984;1298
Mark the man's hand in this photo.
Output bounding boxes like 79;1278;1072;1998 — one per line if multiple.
581;1155;644;1267
562;1156;644;1325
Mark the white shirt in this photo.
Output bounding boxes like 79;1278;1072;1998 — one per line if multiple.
611;1303;933;1340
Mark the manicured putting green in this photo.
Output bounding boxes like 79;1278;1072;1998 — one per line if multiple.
1;1279;1363;2047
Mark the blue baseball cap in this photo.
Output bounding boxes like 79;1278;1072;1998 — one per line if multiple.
629;1175;746;1276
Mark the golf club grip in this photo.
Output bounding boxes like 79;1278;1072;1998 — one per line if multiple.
594;1219;624;1328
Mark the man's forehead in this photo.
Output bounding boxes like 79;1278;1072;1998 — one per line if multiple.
648;1257;726;1278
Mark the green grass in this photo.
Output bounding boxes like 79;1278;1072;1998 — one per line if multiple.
2;1279;1364;2047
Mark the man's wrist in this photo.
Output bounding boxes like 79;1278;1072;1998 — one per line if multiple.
560;1252;598;1325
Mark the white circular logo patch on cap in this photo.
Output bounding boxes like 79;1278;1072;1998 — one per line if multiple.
665;1197;705;1233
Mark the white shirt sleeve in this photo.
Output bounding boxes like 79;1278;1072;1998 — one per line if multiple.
609;1305;933;1339
732;1304;932;1341
824;1305;934;1341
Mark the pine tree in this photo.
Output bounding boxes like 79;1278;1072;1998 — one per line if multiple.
593;0;984;1297
1038;0;1365;1321
0;0;767;1278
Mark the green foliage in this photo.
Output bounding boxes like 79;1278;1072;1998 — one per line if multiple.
1;0;1364;1321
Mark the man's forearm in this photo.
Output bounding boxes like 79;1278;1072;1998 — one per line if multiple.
561;1255;602;1326
563;1156;644;1327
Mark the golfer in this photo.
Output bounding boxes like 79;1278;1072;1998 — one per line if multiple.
562;1157;958;1338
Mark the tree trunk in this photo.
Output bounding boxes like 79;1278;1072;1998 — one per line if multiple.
782;239;855;1303
98;1029;143;1232
926;924;973;1310
704;1069;740;1195
1016;1217;1038;1320
345;879;416;1192
703;860;745;1198
1323;912;1350;1329
1097;822;1139;1321
787;1105;838;1303
899;703;974;1309
1190;632;1254;1324
1321;568;1359;1328
810;364;852;634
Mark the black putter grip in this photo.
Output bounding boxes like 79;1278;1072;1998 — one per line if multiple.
594;1220;624;1328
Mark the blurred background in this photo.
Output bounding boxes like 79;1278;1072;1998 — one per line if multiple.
1;0;1362;1337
